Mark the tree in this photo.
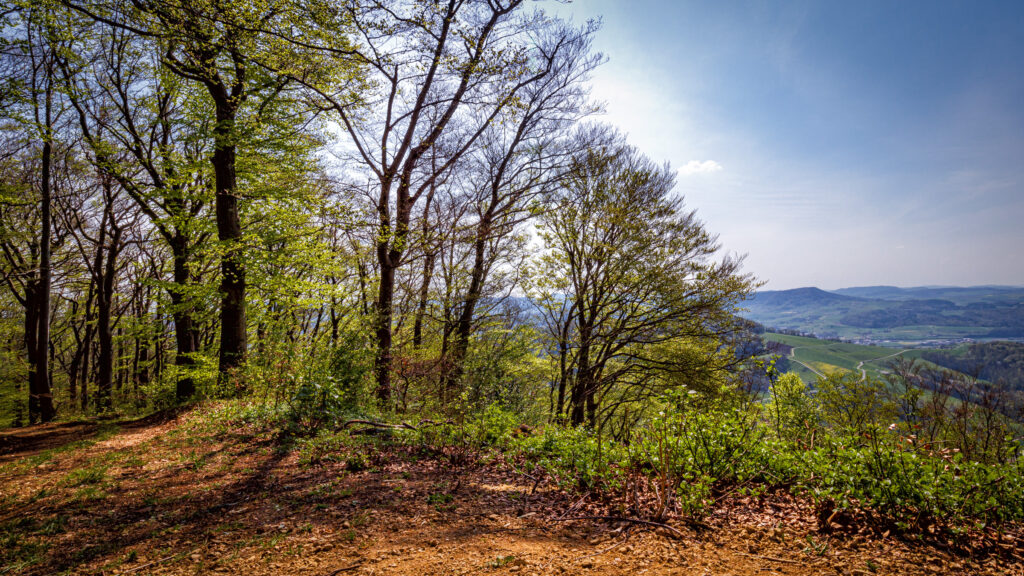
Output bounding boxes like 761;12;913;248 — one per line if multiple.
291;0;576;406
65;0;302;381
442;18;601;397
0;5;65;422
56;15;213;400
530;128;756;426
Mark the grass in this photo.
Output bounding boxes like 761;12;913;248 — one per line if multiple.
60;463;109;487
766;333;911;383
0;422;120;475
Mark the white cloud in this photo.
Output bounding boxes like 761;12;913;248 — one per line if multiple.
679;160;724;175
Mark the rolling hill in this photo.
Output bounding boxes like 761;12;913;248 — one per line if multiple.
743;285;1024;344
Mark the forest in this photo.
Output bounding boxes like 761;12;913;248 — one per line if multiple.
922;342;1024;393
1;1;1022;575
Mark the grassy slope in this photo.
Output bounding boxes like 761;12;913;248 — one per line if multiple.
765;333;910;382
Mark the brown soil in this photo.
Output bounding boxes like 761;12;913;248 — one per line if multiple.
0;409;1021;576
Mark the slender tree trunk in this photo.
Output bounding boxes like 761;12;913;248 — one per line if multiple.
79;280;97;412
412;186;438;349
29;78;56;424
556;330;568;419
68;323;83;405
24;278;39;422
211;96;246;382
170;235;197;400
329;298;339;344
96;216;122;412
445;217;491;396
412;252;436;348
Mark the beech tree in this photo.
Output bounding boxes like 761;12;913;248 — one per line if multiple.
65;0;304;380
56;16;214;400
530;128;756;426
442;18;601;395
295;0;586;406
0;5;65;422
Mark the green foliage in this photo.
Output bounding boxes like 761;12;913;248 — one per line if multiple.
766;372;820;446
511;425;625;492
285;377;349;435
499;374;1024;530
326;332;374;412
781;435;1024;531
459;323;549;420
815;372;895;438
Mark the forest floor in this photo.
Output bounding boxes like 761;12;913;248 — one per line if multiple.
1;406;1022;576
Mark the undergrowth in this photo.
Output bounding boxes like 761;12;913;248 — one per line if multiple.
177;374;1024;541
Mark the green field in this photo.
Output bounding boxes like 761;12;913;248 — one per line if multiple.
765;333;910;383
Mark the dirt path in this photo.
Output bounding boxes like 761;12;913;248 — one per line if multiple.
1;411;1019;576
788;346;825;378
856;349;907;382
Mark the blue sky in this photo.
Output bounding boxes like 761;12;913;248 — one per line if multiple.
553;0;1024;290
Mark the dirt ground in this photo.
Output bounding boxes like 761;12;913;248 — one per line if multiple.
1;410;1021;576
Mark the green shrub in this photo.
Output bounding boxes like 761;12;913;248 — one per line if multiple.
511;425;625;491
793;432;1024;530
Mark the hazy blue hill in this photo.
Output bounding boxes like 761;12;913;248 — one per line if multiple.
743;285;1024;343
749;287;866;307
832;285;1024;306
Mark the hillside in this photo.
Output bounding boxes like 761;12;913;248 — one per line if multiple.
744;286;1024;343
832;286;1024;306
763;333;908;383
920;341;1024;392
1;406;1020;576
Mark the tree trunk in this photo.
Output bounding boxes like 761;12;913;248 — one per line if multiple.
211;95;246;382
374;239;395;405
412;251;436;348
570;323;593;427
170;234;198;400
445;216;491;397
95;217;122;412
29;81;56;424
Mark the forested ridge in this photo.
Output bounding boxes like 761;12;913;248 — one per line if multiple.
923;342;1024;392
1;1;1023;574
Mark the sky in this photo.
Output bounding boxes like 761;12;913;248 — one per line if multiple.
551;0;1024;290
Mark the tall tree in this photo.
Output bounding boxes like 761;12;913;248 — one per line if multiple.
65;0;299;380
531;128;756;426
56;16;212;400
0;6;63;422
444;19;601;395
291;0;595;405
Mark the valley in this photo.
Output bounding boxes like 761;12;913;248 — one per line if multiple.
744;285;1024;345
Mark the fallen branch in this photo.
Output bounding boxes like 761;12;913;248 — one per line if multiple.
340;418;453;434
341;419;417;431
553;515;685;539
555;492;590;520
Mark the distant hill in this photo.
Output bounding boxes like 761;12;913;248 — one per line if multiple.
831;285;1024;306
921;341;1024;392
748;287;865;307
742;285;1024;343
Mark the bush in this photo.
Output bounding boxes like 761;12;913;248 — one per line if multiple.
511;425;625;492
793;432;1024;531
